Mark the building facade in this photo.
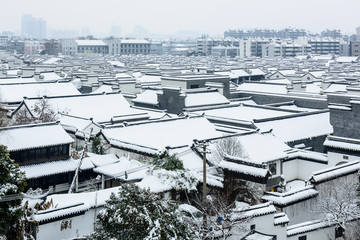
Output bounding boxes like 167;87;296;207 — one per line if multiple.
308;38;340;55
350;41;360;56
21;14;47;39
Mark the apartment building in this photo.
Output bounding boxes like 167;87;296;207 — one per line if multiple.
120;39;150;55
308;38;340;55
350;41;360;56
76;40;109;55
24;40;45;55
196;38;239;56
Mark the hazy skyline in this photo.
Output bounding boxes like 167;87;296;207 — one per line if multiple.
1;0;359;37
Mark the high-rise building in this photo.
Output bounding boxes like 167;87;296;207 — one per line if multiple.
356;27;360;41
110;26;121;37
21;14;47;39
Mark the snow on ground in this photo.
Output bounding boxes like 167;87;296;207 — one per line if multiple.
285;180;306;192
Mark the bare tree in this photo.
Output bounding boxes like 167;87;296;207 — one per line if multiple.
190;193;250;240
13;98;58;125
315;176;360;239
0;104;8;127
210;137;247;165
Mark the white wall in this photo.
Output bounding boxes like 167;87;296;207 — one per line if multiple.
296;160;326;181
229;213;288;240
283;159;328;182
327;151;360;167
287;224;338;240
283;197;318;225
37;208;100;240
283;160;298;181
161;79;187;89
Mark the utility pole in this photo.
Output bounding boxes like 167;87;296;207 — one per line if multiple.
93;175;101;231
69;128;93;194
195;140;210;233
202;142;207;230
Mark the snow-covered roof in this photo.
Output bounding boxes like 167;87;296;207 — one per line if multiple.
324;83;347;93
121;39;150;44
20;158;91;179
23;92;146;123
193;104;293;122
249;68;265;76
136;74;161;83
76;40;107;46
136;174;171;193
219;160;270;178
242;231;275;240
231;202;276;221
286;149;328;163
42;57;61;64
108;61;125;67
263;78;291;84
278;69;297;76
0;122;74;152
102;117;222;154
287;219;336;237
32;186;122;222
33;202;90;223
305;83;322;94
93;157;148;181
58;115;93;133
132;89;159;106
84;152;119;167
262;185;318;207
91;85;115;95
185;91;230;108
324;135;360;152
255;112;333;143
308;70;325;78
39;72;63;81
274;212;289;226
309;160;360;184
233;132;290;162
232;69;250;77
0;82;80;103
0;77;37;84
336;56;359;63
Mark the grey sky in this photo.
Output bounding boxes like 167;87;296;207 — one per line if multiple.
0;0;359;36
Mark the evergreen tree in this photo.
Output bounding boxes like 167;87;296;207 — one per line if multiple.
91;183;198;240
151;151;184;171
150;151;198;193
91;136;104;155
0;145;27;239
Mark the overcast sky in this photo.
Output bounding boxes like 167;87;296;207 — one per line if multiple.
1;0;359;37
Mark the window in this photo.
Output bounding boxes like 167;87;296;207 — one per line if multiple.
190;84;199;89
343;155;349;160
269;163;277;175
298;236;306;240
250;224;255;230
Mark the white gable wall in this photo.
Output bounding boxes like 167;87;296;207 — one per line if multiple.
327;151;360;167
283;197;318;225
37;208;99;240
229;213;285;240
296;160;326;180
283;159;327;182
283;160;298;181
287;224;338;240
